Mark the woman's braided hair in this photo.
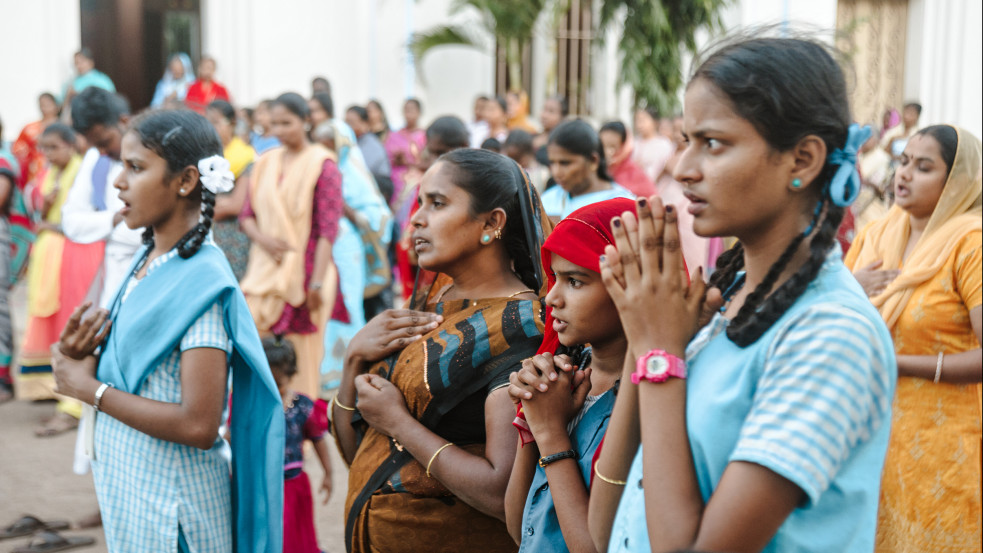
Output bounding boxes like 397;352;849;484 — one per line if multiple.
130;109;223;258
697;36;851;347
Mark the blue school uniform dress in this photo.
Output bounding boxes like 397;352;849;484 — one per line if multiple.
540;183;634;220
519;385;617;553
607;249;896;553
91;239;284;553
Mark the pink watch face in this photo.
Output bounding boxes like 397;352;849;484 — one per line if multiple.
633;349;686;384
645;356;670;379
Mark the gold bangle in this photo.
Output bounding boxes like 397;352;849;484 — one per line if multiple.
426;443;454;478
594;463;627;486
332;394;355;412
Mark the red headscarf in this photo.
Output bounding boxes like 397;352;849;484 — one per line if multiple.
513;197;690;447
536;197;638;356
514;198;637;445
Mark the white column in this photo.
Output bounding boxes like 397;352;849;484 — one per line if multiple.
905;0;983;138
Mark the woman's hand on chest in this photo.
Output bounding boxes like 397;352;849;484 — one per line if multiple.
346;309;442;365
354;373;412;438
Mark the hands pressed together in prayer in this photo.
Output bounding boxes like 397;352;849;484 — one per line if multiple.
51;302;110;404
508;353;592;441
598;197;709;359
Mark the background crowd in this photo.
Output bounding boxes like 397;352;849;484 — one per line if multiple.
0;36;978;553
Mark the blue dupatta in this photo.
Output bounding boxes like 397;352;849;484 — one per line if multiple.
98;243;284;553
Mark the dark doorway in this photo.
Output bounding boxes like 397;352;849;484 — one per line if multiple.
80;0;201;111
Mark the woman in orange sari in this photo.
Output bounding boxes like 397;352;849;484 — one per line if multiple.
333;149;551;553
240;92;344;399
845;125;982;553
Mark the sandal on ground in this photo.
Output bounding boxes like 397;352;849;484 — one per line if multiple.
0;516;70;540
34;412;79;438
12;530;95;552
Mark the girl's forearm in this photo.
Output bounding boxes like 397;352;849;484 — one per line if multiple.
95;386;223;450
637;381;705;551
313;438;333;478
505;438;539;543
897;350;982;383
540;442;598;553
588;353;641;553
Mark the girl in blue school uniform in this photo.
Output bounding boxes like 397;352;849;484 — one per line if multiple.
51;109;284;553
504;198;636;553
588;36;897;553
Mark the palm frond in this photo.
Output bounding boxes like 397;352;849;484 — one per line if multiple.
409;24;482;62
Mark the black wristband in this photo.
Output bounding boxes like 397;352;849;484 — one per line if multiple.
538;449;577;468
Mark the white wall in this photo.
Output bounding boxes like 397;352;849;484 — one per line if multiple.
202;0;494;129
3;0;979;143
904;0;983;138
0;0;81;138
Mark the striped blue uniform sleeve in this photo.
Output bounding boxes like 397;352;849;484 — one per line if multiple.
179;301;232;354
729;304;892;505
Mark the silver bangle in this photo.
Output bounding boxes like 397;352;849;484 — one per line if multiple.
94;382;114;412
933;352;944;384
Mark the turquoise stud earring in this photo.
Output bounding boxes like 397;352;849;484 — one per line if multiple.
791;178;802;189
481;234;491;244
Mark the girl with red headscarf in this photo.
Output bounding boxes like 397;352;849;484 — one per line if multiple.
503;198;634;553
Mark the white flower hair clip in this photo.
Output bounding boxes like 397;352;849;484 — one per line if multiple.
197;155;235;195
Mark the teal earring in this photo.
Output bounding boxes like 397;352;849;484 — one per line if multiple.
791;178;803;189
481;234;491;244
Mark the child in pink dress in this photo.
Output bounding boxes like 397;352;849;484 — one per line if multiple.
264;336;334;553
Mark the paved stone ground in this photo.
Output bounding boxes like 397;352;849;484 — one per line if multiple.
0;283;348;552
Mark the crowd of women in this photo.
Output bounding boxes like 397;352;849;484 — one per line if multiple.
0;32;978;553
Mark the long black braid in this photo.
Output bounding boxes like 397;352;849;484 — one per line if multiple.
710;200;844;347
693;36;854;347
131;109;224;259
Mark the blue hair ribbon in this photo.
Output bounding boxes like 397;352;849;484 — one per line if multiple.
826;123;873;208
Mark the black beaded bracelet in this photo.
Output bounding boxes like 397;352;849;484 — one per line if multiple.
539;449;577;468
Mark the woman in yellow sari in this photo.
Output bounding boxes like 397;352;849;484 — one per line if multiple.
240;92;343;399
332;149;551;553
17;123;82;403
845;125;982;553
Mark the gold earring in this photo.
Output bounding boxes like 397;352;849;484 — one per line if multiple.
494;229;502;240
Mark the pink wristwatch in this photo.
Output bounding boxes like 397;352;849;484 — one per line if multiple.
632;349;687;384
